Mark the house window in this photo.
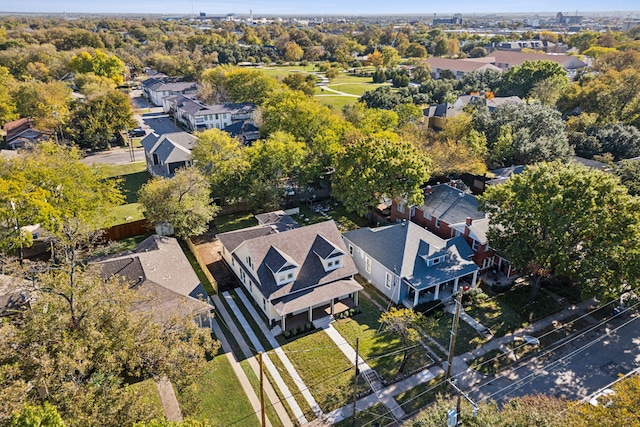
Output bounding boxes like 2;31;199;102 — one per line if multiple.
287;272;293;279
435;219;441;228
223;113;227;119
231;258;235;267
249;281;252;293
262;297;266;311
246;256;253;269
385;272;393;289
328;261;333;267
397;202;405;213
432;258;440;265
279;275;285;282
215;114;219;120
365;256;372;273
349;245;354;255
472;240;479;251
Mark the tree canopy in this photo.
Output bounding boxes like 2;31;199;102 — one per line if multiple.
480;161;640;303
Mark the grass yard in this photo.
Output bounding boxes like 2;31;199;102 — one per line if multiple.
238;359;286;427
333;403;390;427
257;65;317;79
395;375;447;415
214;212;257;233
494;284;563;323
97;161;150;226
420;313;486;356
464;296;526;337
183;355;260;427
129;379;164;420
280;330;365;413
333;297;433;382
298;203;369;232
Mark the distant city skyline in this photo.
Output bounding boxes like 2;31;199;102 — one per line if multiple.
3;0;640;15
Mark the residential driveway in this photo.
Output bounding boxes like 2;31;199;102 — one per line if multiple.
130;90;185;135
191;227;240;293
81;147;144;165
469;312;640;404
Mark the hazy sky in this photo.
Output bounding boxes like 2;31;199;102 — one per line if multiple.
3;0;639;15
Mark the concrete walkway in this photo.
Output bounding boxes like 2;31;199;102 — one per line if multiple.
219;292;307;424
210;316;272;427
445;302;491;336
156;376;184;422
211;295;293;427
234;288;323;418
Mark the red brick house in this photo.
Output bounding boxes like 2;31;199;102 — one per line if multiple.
390;183;517;278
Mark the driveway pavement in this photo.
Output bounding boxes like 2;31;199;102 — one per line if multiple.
81;147;144;165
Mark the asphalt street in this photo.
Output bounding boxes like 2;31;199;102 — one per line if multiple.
469;312;640;405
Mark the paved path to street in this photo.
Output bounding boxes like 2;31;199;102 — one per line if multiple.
155;376;184;422
234;288;323;418
210;316;271;427
222;291;310;424
316;85;360;97
81;148;144;165
213;294;296;426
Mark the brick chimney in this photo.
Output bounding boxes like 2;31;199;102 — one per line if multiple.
425;185;432;195
466;217;473;226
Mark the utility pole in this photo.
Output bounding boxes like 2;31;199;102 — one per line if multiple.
352;338;359;426
259;351;266;427
446;287;464;386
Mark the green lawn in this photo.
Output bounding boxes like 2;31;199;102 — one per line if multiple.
257;65;317;79
129;379;164;420
395;375;447;415
494;284;563;323
333;297;433;382
97;161;150;226
298;203;369;232
420;313;486;356
325;82;387;96
333;403;390;427
214;212;257;233
464;296;526;337
182;355;260;426
280;330;365;413
315;95;358;110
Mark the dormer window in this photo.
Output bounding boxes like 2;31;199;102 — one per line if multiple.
312;234;345;272
265;246;299;286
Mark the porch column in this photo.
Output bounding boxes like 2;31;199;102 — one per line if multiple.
453;277;460;293
330;299;335;315
282;315;286;332
507;265;512;277
471;270;478;288
498;257;503;270
354;292;359;306
413;288;420;307
308;306;313;322
434;284;440;300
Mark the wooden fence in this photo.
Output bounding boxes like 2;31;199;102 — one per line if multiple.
102;219;153;241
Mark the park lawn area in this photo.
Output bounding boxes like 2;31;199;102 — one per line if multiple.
325;82;387;96
495;283;563;323
315;95;358;109
333;297;433;382
333;403;389;427
464;296;526;337
214;212;257;233
183;355;260;426
258;65;316;79
395;374;447;415
281;330;365;413
129;379;164;419
420;313;486;356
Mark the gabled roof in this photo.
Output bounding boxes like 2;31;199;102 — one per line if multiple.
343;222;477;290
312;234;345;260
426;57;502;73
420;184;485;225
255;210;299;232
450;217;490;245
462;50;586;69
264;246;299;274
147;81;197;93
218;220;357;301
487;165;525;185
97;235;210;319
140;132;196;164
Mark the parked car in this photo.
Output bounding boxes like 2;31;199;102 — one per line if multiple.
128;128;146;137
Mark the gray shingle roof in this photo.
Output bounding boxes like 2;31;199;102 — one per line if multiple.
219;220;358;301
420;184;485;225
343;222;477;289
141;132;196;164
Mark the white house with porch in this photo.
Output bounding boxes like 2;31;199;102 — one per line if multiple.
217;215;362;333
343;221;478;308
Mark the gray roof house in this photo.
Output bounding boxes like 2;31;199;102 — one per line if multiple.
217;215;362;333
140;131;197;177
144;78;198;107
96;235;211;326
343;221;478;308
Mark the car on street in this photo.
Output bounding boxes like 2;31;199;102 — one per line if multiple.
128;128;146;137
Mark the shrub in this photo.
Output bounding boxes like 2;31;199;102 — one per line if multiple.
284;330;291;339
305;322;312;331
415;299;445;317
349;308;356;316
463;287;490;306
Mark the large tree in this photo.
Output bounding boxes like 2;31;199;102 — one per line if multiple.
333;136;430;217
480;161;640;303
138;167;218;239
500;60;567;99
379;307;425;373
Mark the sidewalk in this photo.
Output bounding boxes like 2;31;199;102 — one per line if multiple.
234;288;323;418
212;295;293;427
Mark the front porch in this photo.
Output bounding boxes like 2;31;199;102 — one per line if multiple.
278;297;356;332
402;270;478;308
